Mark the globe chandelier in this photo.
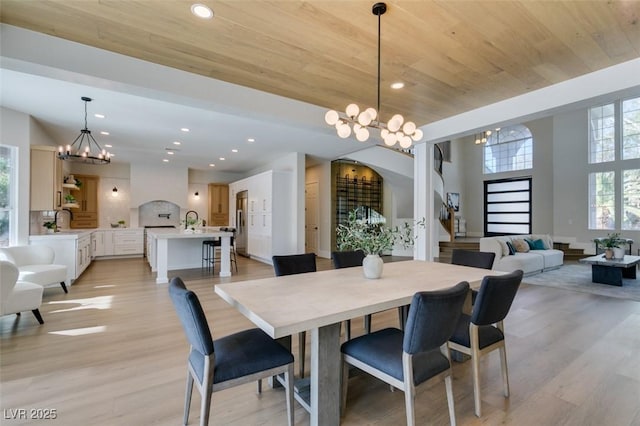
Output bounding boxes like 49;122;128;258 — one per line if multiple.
58;97;111;165
325;2;423;148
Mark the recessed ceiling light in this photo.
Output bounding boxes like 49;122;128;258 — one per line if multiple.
191;3;214;19
173;141;181;145
209;163;215;167
94;113;105;119
247;138;255;142
390;82;405;89
181;128;190;132
104;144;112;148
100;131;109;135
231;149;238;153
167;151;174;155
219;157;225;161
163;159;169;163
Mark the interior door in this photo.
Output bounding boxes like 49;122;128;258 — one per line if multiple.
305;182;319;254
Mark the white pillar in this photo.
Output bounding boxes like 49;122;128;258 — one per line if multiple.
413;143;435;261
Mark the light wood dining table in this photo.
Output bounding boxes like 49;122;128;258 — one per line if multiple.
215;259;505;425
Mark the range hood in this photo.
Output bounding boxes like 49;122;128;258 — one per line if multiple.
129;163;188;208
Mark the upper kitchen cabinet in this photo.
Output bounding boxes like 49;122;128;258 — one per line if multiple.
208;183;229;226
30;145;63;211
70;174;99;228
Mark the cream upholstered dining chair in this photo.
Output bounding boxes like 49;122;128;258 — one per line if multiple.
341;281;470;426
168;277;294;426
0;260;45;324
0;245;68;293
448;269;523;417
272;253;316;378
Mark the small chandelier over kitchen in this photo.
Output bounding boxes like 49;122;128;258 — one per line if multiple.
58;97;111;165
324;2;422;148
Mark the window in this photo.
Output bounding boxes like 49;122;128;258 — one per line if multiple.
588;103;615;163
623;98;640;160
483;124;532;174
587;96;640;231
588;172;615;230
623;169;640;230
484;177;532;236
0;145;16;247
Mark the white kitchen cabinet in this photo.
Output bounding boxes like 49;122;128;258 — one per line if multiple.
92;229;143;258
77;234;92;276
233;170;292;262
29;231;93;284
92;230;105;257
113;229;143;255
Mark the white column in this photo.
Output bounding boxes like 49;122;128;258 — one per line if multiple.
219;234;231;277
413;143;435;261
155;238;169;284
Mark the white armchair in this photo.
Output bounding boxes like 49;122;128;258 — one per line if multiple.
0;245;68;293
0;260;44;324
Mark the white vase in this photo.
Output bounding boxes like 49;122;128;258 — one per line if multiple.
362;254;384;279
613;246;625;259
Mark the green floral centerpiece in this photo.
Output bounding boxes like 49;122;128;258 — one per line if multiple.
598;232;624;259
336;208;425;278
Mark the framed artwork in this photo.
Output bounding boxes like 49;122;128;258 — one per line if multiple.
447;192;459;212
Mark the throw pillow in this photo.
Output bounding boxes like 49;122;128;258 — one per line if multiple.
525;238;536;250
498;240;510;256
506;241;517;255
532;238;546;250
513;238;530;253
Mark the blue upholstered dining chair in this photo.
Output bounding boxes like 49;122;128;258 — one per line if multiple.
168;277;295;426
451;248;495;270
331;250;365;341
448;269;523;417
332;250;405;339
451;248;496;305
272;253;317;378
341;281;470;426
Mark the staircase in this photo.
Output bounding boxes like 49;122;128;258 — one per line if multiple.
553;242;587;261
437;239;480;264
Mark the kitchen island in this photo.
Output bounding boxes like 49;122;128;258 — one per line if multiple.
146;228;233;283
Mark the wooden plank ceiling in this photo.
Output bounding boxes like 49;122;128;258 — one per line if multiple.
1;1;639;126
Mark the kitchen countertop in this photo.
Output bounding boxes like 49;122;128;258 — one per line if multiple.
29;227;144;239
146;227;231;239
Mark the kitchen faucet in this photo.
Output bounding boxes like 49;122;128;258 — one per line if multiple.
185;210;198;229
54;208;74;231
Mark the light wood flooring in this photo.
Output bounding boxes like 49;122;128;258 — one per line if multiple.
2;256;640;425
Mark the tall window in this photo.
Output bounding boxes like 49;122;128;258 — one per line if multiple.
587;96;640;230
483;124;533;174
623;169;640;230
0;145;15;247
588;172;615;229
484;177;532;236
588;103;615;163
623;97;640;160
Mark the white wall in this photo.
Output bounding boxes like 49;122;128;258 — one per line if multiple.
1;107;32;244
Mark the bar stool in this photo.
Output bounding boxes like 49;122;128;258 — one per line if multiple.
202;238;221;271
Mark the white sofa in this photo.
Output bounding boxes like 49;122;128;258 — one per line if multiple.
479;234;563;275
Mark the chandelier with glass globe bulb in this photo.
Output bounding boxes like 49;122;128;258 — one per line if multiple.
325;2;422;149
